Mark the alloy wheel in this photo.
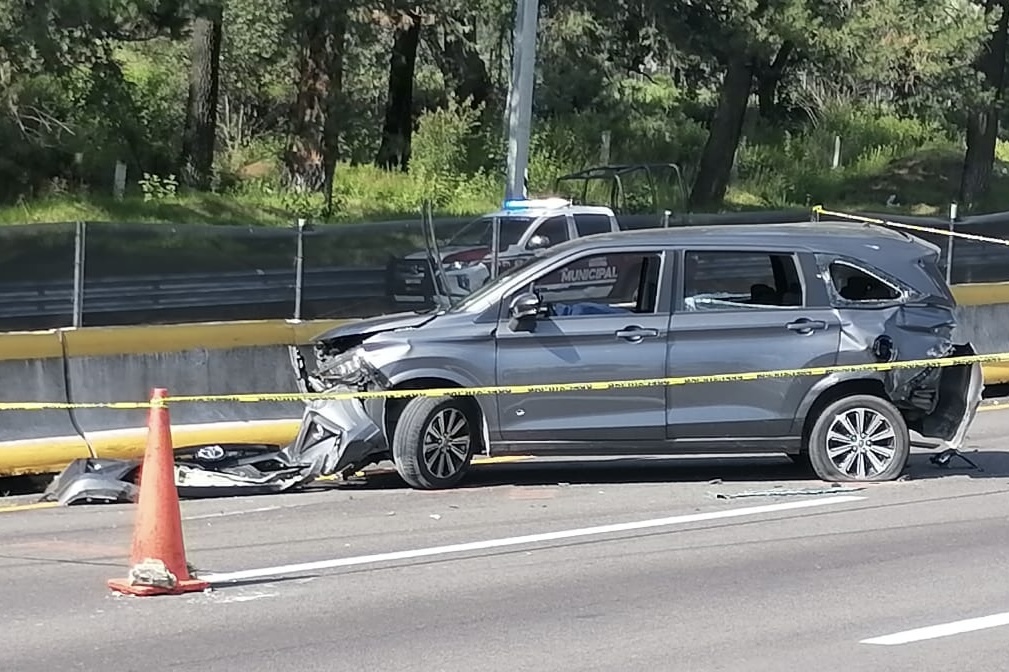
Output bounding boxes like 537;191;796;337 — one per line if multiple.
421;407;471;479
825;407;897;479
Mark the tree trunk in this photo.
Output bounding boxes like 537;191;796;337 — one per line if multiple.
284;0;348;198
425;16;491;108
375;12;421;171
756;41;792;121
179;2;223;190
689;55;754;210
959;0;1009;210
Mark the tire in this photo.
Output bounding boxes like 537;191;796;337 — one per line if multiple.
391;395;477;490
807;394;910;482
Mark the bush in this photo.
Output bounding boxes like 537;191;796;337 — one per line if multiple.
732;102;958;209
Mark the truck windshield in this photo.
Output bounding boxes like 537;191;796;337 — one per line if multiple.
446;215;533;252
447;246;555;313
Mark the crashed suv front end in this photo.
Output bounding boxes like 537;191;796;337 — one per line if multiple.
288;311;439;479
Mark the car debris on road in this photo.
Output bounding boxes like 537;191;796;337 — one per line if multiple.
40;440;347;506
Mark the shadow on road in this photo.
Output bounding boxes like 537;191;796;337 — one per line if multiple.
331;449;1009;493
5;449;1006;504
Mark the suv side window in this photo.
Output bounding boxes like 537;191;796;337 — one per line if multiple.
574;214;613;236
529;216;570;248
683;251;803;311
828;260;901;301
531;251;665;316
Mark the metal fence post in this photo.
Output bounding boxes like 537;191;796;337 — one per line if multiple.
72;220;86;328
294;218;306;321
946;202;957;285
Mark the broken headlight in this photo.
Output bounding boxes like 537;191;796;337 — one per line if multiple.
315;347;371;388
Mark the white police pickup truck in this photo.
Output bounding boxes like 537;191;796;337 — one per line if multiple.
385;198;625;307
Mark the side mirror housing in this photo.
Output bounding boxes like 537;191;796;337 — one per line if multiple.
508;292;541;331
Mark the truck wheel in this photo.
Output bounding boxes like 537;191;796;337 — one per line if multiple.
392;396;476;490
807;394;910;482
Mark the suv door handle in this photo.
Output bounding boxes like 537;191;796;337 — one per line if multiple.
786;319;827;333
615;326;659;342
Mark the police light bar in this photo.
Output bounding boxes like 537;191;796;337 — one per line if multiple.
502;197;572;211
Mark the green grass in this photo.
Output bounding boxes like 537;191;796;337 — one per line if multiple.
0;143;1003;227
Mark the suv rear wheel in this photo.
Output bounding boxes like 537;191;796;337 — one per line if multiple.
807;394;910;482
392;396;477;489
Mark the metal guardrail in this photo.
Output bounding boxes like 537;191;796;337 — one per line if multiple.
2;241;1006;326
1;210;1009;330
0;267;388;321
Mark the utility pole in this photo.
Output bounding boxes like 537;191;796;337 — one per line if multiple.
504;0;539;201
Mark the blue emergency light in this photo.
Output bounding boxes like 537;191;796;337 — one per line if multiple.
502;197;571;211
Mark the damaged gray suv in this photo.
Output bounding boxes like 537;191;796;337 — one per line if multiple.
290;221;984;489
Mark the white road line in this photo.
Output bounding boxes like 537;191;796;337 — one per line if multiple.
200;495;865;584
183;506;282;521
861;612;1009;646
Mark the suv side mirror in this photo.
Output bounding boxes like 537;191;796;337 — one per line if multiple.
527;234;550;250
508;292;541;331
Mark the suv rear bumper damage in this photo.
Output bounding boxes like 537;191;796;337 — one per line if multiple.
836;304;984;450
896;342;984;450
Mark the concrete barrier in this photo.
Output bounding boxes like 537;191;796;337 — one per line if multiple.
0;280;1008;480
951;283;1009;384
0;319;347;477
0;330;91;475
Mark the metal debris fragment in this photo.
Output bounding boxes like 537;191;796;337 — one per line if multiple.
711;486;866;499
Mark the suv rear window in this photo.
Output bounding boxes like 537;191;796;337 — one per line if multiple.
828;261;901;301
683;251;803;310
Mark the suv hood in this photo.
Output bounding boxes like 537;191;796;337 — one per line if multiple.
312;311;437;346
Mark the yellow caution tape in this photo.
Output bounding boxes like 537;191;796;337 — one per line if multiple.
0;350;1002;410
812;205;1009;249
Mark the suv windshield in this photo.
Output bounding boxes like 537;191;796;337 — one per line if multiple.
447;245;556;312
446;215;534;251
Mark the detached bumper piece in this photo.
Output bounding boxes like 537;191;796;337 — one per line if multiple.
39;439;349;506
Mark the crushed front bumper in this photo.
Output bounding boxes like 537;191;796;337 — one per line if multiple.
285;396;388;478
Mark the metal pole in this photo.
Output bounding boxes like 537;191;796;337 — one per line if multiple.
505;0;539;201
491;216;500;280
72;221;86;328
294;218;305;321
945;202;957;285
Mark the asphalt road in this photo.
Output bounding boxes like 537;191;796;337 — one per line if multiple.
3;407;1009;671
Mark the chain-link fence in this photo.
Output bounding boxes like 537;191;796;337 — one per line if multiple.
1;208;1007;331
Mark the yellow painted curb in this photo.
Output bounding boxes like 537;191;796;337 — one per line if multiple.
89;419;303;462
951;282;1009;307
0;436;92;476
61;319;351;358
0;502;58;514
0;419;303;476
0;318;353;362
0;330;64;361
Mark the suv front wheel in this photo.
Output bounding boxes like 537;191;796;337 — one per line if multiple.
392;396;477;489
807;394;910;482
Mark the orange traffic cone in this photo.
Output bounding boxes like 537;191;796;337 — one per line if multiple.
108;388;210;596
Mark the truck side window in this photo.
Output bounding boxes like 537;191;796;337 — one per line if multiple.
574;214;612;236
529;216;570;248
